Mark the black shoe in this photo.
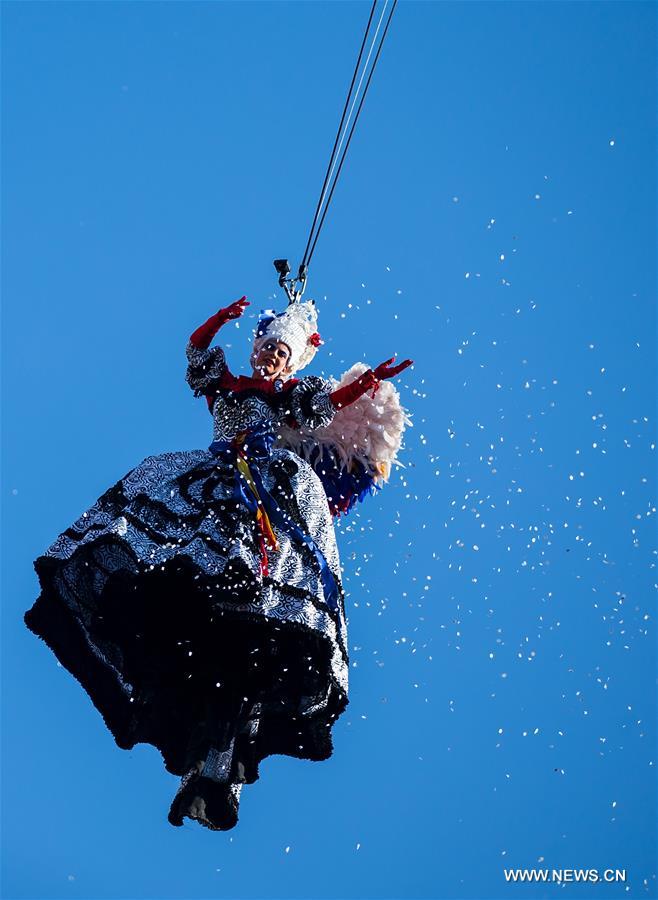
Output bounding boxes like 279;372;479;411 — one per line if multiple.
168;764;241;831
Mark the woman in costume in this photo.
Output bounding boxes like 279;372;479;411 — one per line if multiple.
24;295;412;831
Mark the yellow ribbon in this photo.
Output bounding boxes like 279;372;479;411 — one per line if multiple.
235;451;279;552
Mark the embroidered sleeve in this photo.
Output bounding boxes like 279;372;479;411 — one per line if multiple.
289;375;337;430
185;341;227;397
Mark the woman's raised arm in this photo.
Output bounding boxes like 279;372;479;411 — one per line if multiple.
329;356;413;409
189;297;250;349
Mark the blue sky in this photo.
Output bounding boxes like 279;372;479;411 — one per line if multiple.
2;2;656;899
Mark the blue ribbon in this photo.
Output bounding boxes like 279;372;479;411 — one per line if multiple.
208;428;340;616
255;308;278;339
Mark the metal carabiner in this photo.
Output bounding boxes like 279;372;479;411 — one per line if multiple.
273;259;308;304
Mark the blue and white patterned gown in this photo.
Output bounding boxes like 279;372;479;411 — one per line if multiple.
24;340;349;830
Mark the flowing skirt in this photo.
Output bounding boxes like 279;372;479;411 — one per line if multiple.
24;446;349;830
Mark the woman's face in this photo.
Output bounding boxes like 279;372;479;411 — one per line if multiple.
253;339;292;380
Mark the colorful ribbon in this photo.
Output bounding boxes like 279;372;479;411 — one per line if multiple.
208;429;340;614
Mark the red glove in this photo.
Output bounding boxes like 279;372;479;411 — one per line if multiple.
329;356;414;409
373;356;414;380
330;369;378;409
189;297;250;349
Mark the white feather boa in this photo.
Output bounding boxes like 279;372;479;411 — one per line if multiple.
276;363;413;483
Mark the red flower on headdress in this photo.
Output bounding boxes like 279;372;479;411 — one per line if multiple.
308;332;323;347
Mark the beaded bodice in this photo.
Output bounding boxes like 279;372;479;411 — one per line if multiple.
185;342;336;441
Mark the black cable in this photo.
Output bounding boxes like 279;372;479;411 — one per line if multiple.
305;0;398;270
299;0;378;273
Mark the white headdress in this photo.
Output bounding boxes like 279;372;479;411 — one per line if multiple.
252;300;323;375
